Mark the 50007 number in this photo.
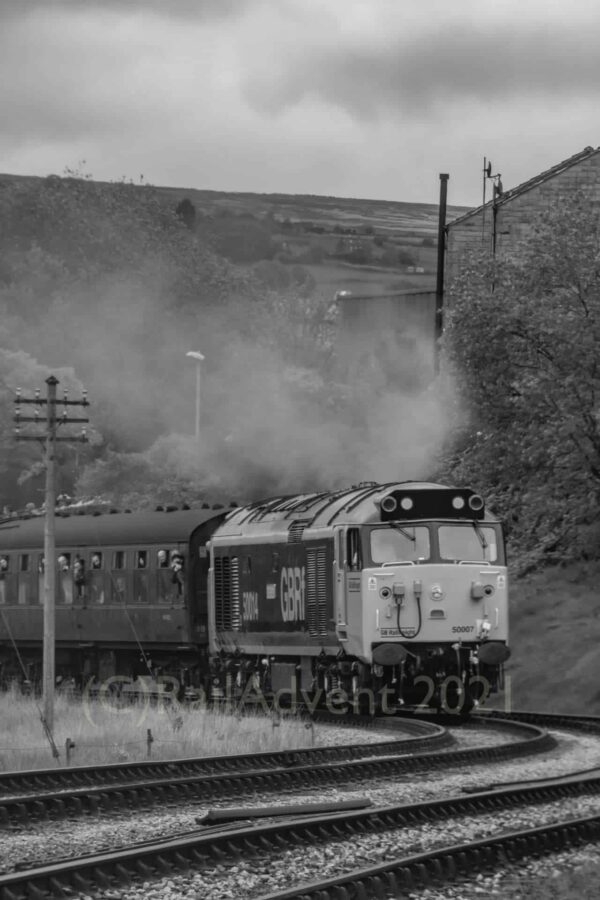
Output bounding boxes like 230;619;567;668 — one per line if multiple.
452;625;475;633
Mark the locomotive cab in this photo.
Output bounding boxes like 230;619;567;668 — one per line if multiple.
333;487;510;711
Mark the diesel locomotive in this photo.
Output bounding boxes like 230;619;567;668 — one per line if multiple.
0;482;510;711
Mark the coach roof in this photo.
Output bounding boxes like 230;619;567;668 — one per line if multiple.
0;508;226;551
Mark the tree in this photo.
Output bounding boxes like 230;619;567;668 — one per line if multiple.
175;197;197;230
440;193;600;567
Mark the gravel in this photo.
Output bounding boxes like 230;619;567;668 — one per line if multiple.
2;724;600;899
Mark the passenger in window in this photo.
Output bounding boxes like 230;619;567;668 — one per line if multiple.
73;556;86;599
157;550;169;568
73;557;85;585
170;552;184;593
91;554;102;569
38;557;45;574
0;557;8;579
57;554;70;572
138;554;147;568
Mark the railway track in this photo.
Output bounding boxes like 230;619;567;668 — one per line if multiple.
0;718;552;826
2;761;599;899
0;714;443;796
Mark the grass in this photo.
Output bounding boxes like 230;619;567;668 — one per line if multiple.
0;687;317;771
303;262;434;295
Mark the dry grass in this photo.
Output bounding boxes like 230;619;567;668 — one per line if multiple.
0;687;316;771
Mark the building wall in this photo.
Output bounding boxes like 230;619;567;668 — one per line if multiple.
446;151;600;285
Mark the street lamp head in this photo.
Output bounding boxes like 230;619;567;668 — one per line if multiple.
186;351;205;362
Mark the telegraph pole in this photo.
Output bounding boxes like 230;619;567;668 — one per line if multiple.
14;377;89;733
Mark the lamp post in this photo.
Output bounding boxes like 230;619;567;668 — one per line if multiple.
186;351;204;441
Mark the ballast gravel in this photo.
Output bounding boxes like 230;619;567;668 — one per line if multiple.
2;725;600;899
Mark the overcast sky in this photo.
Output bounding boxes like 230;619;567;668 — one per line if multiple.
2;0;599;207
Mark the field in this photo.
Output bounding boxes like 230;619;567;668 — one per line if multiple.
158;184;470;294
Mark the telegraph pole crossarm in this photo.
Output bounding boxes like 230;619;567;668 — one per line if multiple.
13;376;90;738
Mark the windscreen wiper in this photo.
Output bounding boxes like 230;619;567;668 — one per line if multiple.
472;522;488;551
390;524;416;542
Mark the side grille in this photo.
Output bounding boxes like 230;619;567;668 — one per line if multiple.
306;547;328;637
214;555;240;631
288;520;310;543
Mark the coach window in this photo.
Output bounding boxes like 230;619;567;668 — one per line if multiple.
0;556;10;604
57;553;73;605
89;551;105;604
346;529;362;571
157;553;174;604
17;554;31;605
133;549;149;603
111;551;127;604
73;556;86;601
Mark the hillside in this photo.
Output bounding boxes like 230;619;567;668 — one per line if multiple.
0;173;472;297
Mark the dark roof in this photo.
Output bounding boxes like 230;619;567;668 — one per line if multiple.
222;482;474;530
0;508;226;551
448;146;600;228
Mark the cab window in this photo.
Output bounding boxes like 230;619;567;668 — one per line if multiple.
438;525;498;563
370;526;430;564
346;528;362;571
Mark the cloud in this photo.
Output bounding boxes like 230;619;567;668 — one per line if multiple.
0;0;256;21
1;0;600;204
241;13;600;120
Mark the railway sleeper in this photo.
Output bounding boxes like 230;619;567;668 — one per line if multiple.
70;871;93;891
113;863;132;881
155;855;173;873
135;859;155;877
92;865;112;887
173;851;190;869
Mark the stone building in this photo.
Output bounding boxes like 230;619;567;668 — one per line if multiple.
445;145;600;283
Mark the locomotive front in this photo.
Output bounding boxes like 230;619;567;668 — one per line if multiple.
341;484;510;711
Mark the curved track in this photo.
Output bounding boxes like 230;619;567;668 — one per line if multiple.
0;718;551;826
